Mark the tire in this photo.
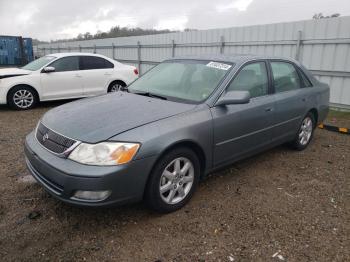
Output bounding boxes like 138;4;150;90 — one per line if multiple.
107;81;126;92
8;86;38;110
145;147;201;213
290;112;315;150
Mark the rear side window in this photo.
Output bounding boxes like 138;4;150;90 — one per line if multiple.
49;56;79;72
227;62;269;98
298;69;313;87
80;56;114;70
270;62;302;92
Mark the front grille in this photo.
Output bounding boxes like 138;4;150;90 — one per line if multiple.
36;122;77;154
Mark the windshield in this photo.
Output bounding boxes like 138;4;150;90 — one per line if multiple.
22;56;56;71
128;60;233;103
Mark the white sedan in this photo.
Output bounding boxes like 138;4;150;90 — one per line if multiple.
0;53;139;110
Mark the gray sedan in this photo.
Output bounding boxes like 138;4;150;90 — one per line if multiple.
24;55;329;213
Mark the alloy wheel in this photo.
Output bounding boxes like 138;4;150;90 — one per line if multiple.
299;116;313;145
159;157;194;205
109;83;123;92
13;90;34;109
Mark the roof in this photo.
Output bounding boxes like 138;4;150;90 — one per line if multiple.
170;54;298;64
45;52;108;58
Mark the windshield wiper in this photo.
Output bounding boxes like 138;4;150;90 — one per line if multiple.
133;91;168;100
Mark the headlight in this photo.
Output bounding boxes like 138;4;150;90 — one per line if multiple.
68;142;140;166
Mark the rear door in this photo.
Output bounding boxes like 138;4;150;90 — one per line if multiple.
211;61;275;166
79;56;114;96
268;60;310;142
40;56;83;100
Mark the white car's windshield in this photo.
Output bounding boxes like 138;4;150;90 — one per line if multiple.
22;56;56;71
128;60;233;103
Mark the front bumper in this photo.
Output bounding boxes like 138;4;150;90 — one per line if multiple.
24;131;157;207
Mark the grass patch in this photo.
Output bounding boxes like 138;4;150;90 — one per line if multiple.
328;109;350;120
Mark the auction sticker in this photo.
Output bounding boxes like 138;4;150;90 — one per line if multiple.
206;61;232;70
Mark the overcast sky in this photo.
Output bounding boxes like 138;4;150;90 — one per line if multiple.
0;0;349;41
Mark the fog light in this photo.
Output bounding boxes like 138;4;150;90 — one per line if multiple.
72;190;111;201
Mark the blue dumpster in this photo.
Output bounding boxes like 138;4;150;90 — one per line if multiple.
0;35;34;66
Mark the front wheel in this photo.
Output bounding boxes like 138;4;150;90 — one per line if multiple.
145;147;200;213
8;86;38;110
290;113;315;150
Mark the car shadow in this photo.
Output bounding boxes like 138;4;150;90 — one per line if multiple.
0;99;78;111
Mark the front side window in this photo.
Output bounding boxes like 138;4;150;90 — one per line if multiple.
227;62;268;98
80;56;114;70
128;60;233;103
49;56;79;72
271;61;302;92
21;56;56;71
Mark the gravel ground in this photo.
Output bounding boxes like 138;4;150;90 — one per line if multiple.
0;101;349;262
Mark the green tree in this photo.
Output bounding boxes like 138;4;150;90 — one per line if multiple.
313;13;340;19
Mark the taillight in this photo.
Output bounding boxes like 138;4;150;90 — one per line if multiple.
134;68;139;75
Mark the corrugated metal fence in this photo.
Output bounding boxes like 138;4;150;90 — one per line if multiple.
36;16;350;109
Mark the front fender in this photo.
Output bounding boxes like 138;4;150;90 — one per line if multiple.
2;74;41;101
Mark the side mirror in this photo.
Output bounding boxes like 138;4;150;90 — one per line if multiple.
42;66;55;73
216;90;250;106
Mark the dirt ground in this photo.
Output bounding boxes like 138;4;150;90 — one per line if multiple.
0;101;349;262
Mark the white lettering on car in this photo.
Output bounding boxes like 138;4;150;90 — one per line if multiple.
206;61;232;70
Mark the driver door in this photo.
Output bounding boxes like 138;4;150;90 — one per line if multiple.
210;61;275;166
40;56;83;100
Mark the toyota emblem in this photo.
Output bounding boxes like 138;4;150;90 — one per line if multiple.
42;133;49;142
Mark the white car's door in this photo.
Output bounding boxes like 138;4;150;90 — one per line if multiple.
79;56;114;96
40;56;83;100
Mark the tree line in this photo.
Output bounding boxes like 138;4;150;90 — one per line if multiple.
33;13;340;44
33;26;198;44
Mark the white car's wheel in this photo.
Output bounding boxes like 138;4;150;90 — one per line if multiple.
8;86;38;110
108;81;126;92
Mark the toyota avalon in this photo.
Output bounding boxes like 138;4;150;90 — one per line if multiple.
25;55;329;213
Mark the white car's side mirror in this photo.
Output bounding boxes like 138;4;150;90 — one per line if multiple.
42;66;55;73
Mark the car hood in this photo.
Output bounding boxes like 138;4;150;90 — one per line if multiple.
41;92;196;143
0;68;31;78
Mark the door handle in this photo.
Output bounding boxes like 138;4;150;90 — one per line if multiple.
265;107;273;112
302;98;307;102
104;73;112;76
74;74;82;78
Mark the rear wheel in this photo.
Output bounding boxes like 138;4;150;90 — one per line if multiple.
290;112;315;150
145;147;200;213
108;81;126;92
8;86;38;110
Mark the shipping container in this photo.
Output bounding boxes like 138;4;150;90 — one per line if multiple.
23;38;34;63
0;35;34;66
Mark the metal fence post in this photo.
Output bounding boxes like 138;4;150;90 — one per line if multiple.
171;40;175;57
93;44;97;54
112;43;115;59
137;41;141;75
220;36;225;54
43;47;45;55
295;30;302;61
79;45;82;52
